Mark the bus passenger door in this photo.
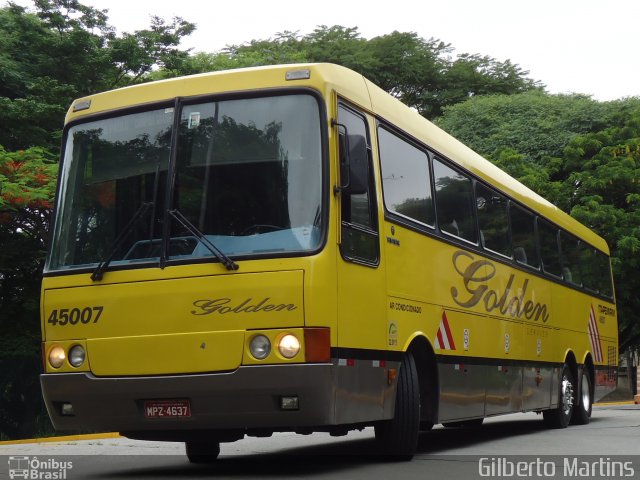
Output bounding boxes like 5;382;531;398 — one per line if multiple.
334;103;388;423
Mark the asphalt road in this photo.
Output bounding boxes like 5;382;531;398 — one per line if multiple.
1;405;639;479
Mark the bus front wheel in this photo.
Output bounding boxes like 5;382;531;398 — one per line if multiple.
374;353;420;460
543;364;575;429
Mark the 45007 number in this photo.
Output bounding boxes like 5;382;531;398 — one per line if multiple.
47;306;103;326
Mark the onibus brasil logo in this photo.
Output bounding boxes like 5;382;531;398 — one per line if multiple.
7;456;72;479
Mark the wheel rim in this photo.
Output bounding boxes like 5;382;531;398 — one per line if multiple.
581;373;591;412
561;374;574;416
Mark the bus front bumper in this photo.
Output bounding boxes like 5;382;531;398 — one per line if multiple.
40;363;336;436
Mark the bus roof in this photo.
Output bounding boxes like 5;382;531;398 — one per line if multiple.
66;63;609;253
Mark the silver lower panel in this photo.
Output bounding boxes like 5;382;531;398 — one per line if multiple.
42;356;613;436
438;363;486;420
41;358;401;436
438;361;558;423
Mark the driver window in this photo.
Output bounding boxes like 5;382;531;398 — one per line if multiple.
338;103;379;265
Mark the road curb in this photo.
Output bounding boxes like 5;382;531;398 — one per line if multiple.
593;400;635;407
0;432;120;446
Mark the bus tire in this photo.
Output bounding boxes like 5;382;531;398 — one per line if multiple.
543;364;575;429
571;367;592;425
374;353;420;460
185;440;220;463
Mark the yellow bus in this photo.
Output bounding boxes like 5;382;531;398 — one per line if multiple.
40;63;618;460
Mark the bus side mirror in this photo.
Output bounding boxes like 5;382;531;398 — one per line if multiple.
346;135;368;195
335;120;368;195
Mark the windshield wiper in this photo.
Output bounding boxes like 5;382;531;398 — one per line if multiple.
168;209;239;271
90;202;153;281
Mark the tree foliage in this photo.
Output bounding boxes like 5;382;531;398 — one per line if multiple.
0;146;57;440
0;146;57;211
152;26;542;119
0;0;193;440
565;114;640;351
0;0;194;151
436;92;615;164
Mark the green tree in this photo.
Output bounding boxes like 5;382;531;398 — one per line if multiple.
0;1;195;151
109;15;196;84
0;146;57;439
564;112;640;351
0;0;194;439
491;148;564;204
303;25;375;73
152;25;540;119
436;91;613;165
363;31;449;117
151;30;310;79
445;55;537;97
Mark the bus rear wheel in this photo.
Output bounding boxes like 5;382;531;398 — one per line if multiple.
543;364;575;429
185;440;220;464
571;367;592;425
374;353;420;460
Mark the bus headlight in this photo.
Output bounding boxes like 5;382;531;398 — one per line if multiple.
250;335;271;360
68;345;86;367
278;334;301;359
48;346;66;369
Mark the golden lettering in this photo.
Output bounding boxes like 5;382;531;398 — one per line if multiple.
451;251;550;323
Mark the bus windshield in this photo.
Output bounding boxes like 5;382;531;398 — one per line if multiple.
47;93;323;272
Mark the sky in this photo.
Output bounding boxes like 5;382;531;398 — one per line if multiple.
10;0;640;101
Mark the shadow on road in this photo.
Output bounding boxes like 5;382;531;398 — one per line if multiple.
417;417;547;454
83;415;569;478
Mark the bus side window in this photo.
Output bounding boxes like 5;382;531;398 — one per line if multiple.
338;104;379;265
595;251;614;298
538;219;562;277
579;245;613;297
475;183;510;257
579;244;598;292
559;232;582;286
510;205;539;269
378;126;434;227
433;158;477;243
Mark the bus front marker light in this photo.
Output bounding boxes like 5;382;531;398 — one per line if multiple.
68;345;86;367
285;69;310;81
61;403;75;416
278;334;300;359
280;396;299;410
48;346;66;369
250;335;271;360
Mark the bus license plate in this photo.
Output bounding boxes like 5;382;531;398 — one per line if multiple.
144;399;191;419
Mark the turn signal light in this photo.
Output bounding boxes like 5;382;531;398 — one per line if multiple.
304;328;330;363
